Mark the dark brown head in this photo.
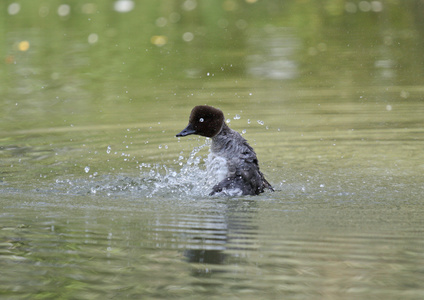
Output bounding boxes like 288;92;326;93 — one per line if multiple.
176;105;225;138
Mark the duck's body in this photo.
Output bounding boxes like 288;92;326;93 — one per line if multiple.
176;105;273;196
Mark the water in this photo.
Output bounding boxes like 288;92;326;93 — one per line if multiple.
2;1;424;299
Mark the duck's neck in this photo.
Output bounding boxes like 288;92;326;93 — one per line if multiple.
210;123;231;154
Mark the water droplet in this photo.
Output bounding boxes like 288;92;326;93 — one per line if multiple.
233;114;241;120
257;120;264;125
8;3;21;15
114;0;135;13
182;32;194;42
156;17;167;27
88;33;98;44
84;166;90;173
57;4;70;17
182;0;197;11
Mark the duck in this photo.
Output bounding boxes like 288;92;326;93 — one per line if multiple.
176;105;274;196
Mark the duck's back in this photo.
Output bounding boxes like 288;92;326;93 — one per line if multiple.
210;124;273;195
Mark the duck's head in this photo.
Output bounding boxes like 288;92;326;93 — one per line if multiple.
176;105;224;138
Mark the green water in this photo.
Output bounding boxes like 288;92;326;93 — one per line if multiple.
1;1;424;299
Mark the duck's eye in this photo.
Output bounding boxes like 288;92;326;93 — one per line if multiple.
199;118;204;123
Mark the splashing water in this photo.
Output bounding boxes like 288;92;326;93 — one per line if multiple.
55;142;214;199
140;142;212;198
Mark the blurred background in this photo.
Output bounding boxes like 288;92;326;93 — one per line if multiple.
2;0;424;128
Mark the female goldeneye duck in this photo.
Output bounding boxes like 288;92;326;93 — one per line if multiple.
176;105;274;196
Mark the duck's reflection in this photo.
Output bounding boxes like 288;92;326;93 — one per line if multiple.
183;198;259;276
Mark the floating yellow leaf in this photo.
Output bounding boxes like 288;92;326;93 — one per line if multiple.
18;41;30;51
150;35;167;47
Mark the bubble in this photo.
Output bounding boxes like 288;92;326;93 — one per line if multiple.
182;32;194;42
182;0;197;11
82;3;97;14
8;3;20;15
57;4;71;17
156;17;167;27
114;0;134;13
39;6;49;17
371;1;383;12
358;1;371;12
235;19;248;30
345;2;357;13
88;33;98;44
169;12;180;23
400;90;409;99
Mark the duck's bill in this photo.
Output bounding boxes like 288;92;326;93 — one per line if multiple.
176;124;196;137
